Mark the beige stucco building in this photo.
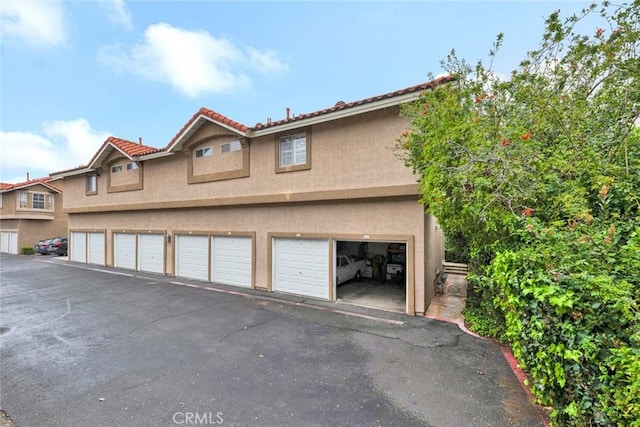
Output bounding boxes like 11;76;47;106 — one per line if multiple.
0;178;68;253
51;79;450;315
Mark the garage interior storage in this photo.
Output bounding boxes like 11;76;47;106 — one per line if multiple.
335;240;406;312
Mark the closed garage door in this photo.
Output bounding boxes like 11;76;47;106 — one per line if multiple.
0;231;18;254
71;232;87;262
138;234;164;274
88;232;105;266
175;235;209;281
273;238;329;299
114;233;136;270
212;236;252;288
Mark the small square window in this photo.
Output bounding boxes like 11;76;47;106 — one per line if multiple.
279;134;307;167
111;165;123;173
195;147;213;158
221;141;241;153
32;193;45;210
126;162;139;170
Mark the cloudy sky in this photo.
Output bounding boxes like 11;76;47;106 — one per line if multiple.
1;0;594;183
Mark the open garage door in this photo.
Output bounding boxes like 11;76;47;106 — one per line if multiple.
273;238;329;299
114;233;136;270
175;235;209;281
0;231;18;254
138;234;164;274
70;232;87;263
335;240;406;313
87;232;105;266
212;236;252;288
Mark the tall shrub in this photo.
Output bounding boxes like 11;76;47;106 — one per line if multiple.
399;2;640;425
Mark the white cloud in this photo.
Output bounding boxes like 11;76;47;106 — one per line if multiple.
98;23;287;97
99;0;132;30
247;48;288;74
0;119;110;182
0;0;66;47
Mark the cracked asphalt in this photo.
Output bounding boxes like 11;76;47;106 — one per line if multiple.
0;254;545;426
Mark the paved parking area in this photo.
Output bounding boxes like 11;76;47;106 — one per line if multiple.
0;254;545;426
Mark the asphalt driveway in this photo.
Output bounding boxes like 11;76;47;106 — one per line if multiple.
0;254;545;426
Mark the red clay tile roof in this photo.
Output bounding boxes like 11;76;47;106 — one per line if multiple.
50;136;162;177
0;176;61;193
165;108;248;151
251;76;454;130
86;136;161;167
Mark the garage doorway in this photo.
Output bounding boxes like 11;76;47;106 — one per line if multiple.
334;240;406;313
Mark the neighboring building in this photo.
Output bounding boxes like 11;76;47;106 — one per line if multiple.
50;78;450;315
0;178;68;254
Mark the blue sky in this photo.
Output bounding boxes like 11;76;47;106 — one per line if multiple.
1;0;594;183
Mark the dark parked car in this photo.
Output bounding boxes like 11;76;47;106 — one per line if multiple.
47;237;67;256
35;239;53;255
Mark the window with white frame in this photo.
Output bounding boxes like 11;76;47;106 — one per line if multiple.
86;174;97;194
0;194;2;208
48;194;55;210
19;191;27;208
221;140;241;153
126;162;139;170
195;147;213;158
279;134;307;167
32;193;45;209
111;165;123;173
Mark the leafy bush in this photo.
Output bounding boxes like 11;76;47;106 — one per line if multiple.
21;247;34;255
400;1;640;424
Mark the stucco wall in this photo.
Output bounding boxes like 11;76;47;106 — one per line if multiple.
0;183;68;252
62;106;415;210
68;197;430;314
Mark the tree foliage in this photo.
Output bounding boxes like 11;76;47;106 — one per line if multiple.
399;1;640;425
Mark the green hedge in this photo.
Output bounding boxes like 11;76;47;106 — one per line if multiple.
21;247;35;255
471;224;640;426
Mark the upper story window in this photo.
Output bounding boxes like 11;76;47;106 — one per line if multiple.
221;141;241;153
86;174;97;195
195;147;213;158
19;191;27;208
111;165;123;173
0;194;3;208
126;162;139;170
276;131;311;173
32;193;45;209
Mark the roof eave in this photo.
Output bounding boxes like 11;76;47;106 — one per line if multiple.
166;115;247;153
248;91;421;137
50;167;95;180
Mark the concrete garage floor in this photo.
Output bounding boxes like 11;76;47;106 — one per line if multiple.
336;279;405;313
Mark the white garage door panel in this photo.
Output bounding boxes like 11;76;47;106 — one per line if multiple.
212;237;252;288
176;235;209;281
0;231;18;254
88;232;105;266
273;239;329;299
0;232;8;253
138;234;164;274
114;233;136;270
71;232;87;262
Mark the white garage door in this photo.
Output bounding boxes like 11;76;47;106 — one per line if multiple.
0;231;18;254
138;234;164;274
175;235;209;281
114;233;136;270
88;232;105;266
273;238;329;299
212;236;252;288
71;232;87;262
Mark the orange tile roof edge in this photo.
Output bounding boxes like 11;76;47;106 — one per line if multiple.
0;176;61;192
